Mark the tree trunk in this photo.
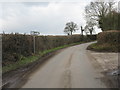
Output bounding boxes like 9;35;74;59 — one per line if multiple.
90;31;92;35
71;31;72;35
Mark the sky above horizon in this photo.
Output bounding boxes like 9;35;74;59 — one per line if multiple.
0;0;119;35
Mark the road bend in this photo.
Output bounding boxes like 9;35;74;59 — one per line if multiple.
22;42;106;88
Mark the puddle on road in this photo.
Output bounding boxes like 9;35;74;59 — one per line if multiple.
108;69;120;76
102;69;120;88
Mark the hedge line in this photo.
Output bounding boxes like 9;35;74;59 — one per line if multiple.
97;30;120;45
96;30;120;52
2;34;96;66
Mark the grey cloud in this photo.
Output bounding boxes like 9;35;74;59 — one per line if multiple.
22;2;49;7
0;2;92;35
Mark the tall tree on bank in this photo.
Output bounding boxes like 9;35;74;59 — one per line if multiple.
99;11;120;30
85;1;115;31
64;22;78;35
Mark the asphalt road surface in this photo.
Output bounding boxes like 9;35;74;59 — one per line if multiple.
22;42;107;88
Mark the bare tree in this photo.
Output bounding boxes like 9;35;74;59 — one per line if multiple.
64;22;78;35
85;1;115;31
84;22;95;35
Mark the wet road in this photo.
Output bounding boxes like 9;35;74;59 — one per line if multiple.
22;42;106;88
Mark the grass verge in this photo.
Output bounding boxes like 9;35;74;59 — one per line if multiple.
87;43;119;52
3;42;84;73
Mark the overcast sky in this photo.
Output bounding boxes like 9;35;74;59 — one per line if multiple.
0;0;119;35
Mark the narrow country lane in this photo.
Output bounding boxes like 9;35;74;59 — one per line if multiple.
22;42;106;88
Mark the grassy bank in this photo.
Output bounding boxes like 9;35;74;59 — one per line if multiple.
87;43;119;52
3;42;84;73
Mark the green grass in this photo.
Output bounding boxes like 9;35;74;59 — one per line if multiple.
3;55;39;73
39;45;68;56
87;43;119;52
2;41;85;73
39;42;84;57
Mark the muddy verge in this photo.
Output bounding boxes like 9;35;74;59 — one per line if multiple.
87;50;119;88
101;69;120;88
2;49;62;89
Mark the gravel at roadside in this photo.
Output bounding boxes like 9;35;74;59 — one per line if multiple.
87;50;119;88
